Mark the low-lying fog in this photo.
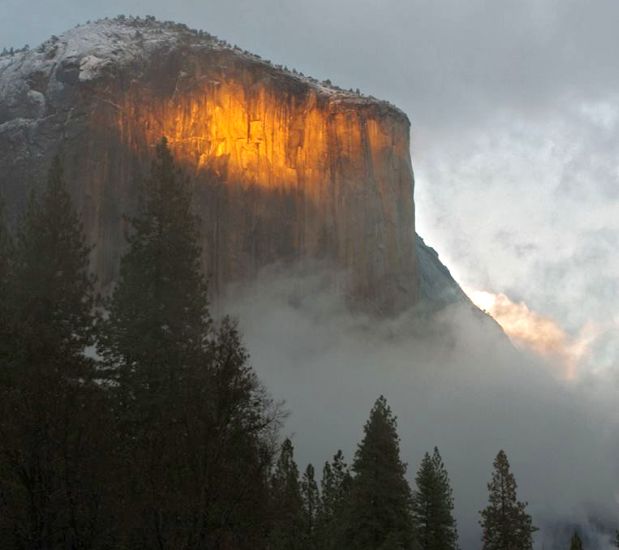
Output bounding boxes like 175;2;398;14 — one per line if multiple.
224;265;619;550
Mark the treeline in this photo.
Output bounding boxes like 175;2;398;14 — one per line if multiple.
0;139;537;549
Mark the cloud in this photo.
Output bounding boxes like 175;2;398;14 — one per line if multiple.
415;102;619;348
224;266;619;550
468;290;602;380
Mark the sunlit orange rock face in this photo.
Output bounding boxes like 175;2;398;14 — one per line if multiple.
83;48;417;313
0;25;418;314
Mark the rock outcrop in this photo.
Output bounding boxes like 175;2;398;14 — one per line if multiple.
416;235;470;309
0;17;459;314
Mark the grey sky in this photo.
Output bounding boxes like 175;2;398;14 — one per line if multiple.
4;1;619;123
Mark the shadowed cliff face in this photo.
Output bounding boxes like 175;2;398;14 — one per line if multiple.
0;18;418;314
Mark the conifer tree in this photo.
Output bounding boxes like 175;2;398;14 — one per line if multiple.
0;196;11;284
101;137;211;397
570;531;583;550
480;450;536;550
12;157;96;359
101;139;211;522
346;396;416;550
301;463;320;548
270;438;305;550
200;316;279;548
102;138;277;548
413;447;458;550
0;197;13;361
318;450;352;550
0;156;106;548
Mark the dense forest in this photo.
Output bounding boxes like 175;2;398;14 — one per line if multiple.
0;139;576;549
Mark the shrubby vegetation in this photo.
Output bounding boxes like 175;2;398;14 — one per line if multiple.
0;139;538;549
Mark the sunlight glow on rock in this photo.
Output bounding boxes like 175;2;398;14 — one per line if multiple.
112;77;408;199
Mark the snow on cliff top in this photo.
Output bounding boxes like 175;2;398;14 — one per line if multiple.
0;17;207;90
0;16;407;120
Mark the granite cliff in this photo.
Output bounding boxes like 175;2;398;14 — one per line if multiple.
0;17;467;314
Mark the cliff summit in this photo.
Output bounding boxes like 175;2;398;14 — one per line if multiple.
0;16;466;314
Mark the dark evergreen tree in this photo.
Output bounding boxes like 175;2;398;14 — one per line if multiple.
101;138;278;549
301;463;320;548
0;157;108;548
346;396;416;550
101;137;211;394
101;138;212;548
269;438;305;550
317;450;352;550
199;316;279;548
12;157;96;358
0;196;13;361
0;196;10;284
570;531;583;550
413;447;458;550
480;450;536;550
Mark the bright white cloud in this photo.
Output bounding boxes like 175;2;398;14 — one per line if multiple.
468;289;603;380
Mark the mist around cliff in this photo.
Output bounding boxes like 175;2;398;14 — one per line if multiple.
223;263;619;550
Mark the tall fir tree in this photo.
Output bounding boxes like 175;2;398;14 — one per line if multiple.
101;137;211;398
0;196;11;287
412;447;458;550
270;438;305;550
101;138;277;549
101;138;211;547
480;450;536;550
0;156;107;548
200;316;279;548
0;196;13;363
12;156;96;360
301;463;320;549
570;531;583;550
346;396;416;550
317;450;352;550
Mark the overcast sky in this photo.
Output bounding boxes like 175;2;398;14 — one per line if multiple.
3;1;619;545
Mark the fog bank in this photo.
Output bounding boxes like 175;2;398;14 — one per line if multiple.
224;265;619;550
